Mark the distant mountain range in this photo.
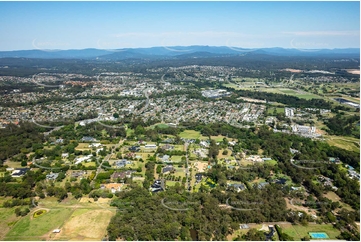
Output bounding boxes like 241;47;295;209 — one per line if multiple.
0;46;359;60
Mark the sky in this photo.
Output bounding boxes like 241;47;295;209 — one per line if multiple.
0;1;359;51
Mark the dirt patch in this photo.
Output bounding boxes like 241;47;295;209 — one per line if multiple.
285;198;318;216
194;162;208;172
345;69;360;75
53;209;115;240
283;68;303;73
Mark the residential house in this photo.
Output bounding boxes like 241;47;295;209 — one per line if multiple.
161;144;174;151
102;183;124;193
144;144;157;149
229;183;246;192
11;168;29;178
151;179;164;193
46;173;59;180
195;173;203;183
162;165;174;174
111;170;134;181
71;170;87;178
128;146;140;152
256;182;269;189
81;136;97;142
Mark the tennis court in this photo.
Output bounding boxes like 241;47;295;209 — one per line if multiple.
309;232;329;239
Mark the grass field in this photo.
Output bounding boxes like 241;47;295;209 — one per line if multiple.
5;208;74;241
52;208;114;241
264;159;278;166
83;161;96;167
267;107;284;115
4;196;117;241
75;143;93;151
210;135;228;142
325;135;360;152
179;130;208;140
0;207;20;240
279;224;340;241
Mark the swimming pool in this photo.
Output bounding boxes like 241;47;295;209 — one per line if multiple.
309;232;329;239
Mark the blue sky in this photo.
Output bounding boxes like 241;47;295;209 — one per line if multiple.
0;1;359;51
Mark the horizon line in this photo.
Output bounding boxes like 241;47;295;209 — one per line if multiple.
1;45;360;52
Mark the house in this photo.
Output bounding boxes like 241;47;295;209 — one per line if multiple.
240;224;249;229
81;136;97;142
290;148;299;154
144;144;157;149
62;153;69;158
89;143;102;148
55;138;64;144
195;173;203;183
71;170;87;178
262;157;272;161
161;144;174;151
162;165;174;174
46;173;59;180
111;170;134;181
160;154;171;162
11;168;29;178
274;178;287;185
129;146;140;152
229;183;246;192
74;154;92;165
256;182;269;189
114;159;131;168
266;225;276;241
199;141;209;148
102;183;124;193
151;179;164;192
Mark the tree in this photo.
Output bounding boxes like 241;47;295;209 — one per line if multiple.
241;228;266;241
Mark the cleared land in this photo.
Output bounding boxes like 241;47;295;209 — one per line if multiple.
52;209;115;241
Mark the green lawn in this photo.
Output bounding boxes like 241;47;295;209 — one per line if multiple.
171;155;183;162
0;207;21;240
280;224;340;241
264;159;278;166
267;107;284;115
5;208;74;240
179;130;208;140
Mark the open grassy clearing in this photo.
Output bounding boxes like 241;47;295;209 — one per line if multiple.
264;159;278;166
267;107;284;115
323;191;354;211
325;135;360;152
0;207;21;240
75;143;93;151
279;223;340;241
179;130;208;140
5;208;74;241
52;208;115;241
210;135;228;142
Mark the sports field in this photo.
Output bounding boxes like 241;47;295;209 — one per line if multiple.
279;223;340;240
